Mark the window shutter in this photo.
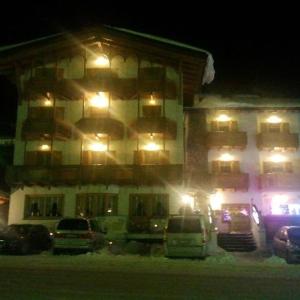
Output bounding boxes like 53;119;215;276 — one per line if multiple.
82;151;91;165
230;121;238;132
232;161;240;173
211;121;218;132
282;123;290;133
261;123;268;133
211;161;219;173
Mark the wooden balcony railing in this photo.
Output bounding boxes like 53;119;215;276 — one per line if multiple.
75;117;124;140
22;119;73;140
128;117;177;139
257;132;299;150
207;131;247;149
211;173;249;190
6;165;183;187
259;173;300;190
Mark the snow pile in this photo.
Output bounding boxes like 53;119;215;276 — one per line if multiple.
205;252;236;264
263;255;287;265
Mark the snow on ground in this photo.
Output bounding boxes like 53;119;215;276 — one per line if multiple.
0;248;300;280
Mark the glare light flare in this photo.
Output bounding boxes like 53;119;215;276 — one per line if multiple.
89;143;107;152
219;153;234;161
89;92;109;108
216;114;231;122
266;115;282;124
149;94;156;105
181;194;194;208
44;99;53;106
209;192;223;210
269;154;286;163
271;195;289;215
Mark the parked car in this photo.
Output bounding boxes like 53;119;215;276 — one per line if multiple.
164;215;208;258
0;224;52;255
273;226;300;263
53;217;105;254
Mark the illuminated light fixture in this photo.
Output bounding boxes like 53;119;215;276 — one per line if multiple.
44;99;53;106
209;192;223;210
219;153;234;161
94;54;110;67
149;133;154;140
89;92;109;108
149;94;156;105
107;209;112;213
154;224;158;228
40;144;50;151
96;133;107;139
89;143;107;152
144;142;160;151
181;194;194;208
216;114;231;122
270;154;286;163
267;115;282;123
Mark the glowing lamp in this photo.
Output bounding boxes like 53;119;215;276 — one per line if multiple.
219;153;234;161
40;144;50;151
270;154;286;163
89;92;109;108
149;94;156;105
216;114;231;122
89;143;107;152
181;194;194;207
144;142;160;151
94;55;110;67
267;115;282;123
44;99;53;106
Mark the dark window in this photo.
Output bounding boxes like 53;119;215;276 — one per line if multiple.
167;217;202;233
57;219;89;231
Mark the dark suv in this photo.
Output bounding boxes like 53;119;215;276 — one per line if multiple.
0;224;52;255
273;226;300;263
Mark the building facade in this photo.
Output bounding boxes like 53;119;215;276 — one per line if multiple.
1;26;214;239
187;95;300;234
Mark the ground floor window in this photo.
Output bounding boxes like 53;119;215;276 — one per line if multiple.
24;194;64;219
129;194;169;218
76;193;118;217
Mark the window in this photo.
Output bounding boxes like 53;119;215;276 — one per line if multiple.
82;151;116;165
211;161;240;174
24;194;64;219
211;121;238;132
24;151;62;166
261;122;290;133
263;162;293;173
129;194;169;218
28;107;64;120
76;193;118;217
134;150;169;165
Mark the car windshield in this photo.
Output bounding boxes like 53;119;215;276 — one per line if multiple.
167;217;202;233
288;227;300;242
57;219;89;231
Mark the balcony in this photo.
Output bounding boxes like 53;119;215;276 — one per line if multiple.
259;173;300;190
211;173;249;190
128;117;177;139
6;165;183;186
257;133;299;150
75;117;124;139
207;131;247;149
22;119;73;140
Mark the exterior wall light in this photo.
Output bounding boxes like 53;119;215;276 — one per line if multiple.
44;99;53;106
89;92;109;108
270;154;286;163
266;115;282;123
181;194;194;208
216;114;231;122
219;153;234;161
39;144;51;151
89;143;107;152
149;94;156;105
209;192;223;210
144;142;160;151
94;55;110;67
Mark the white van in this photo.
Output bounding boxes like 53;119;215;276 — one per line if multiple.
164;215;208;258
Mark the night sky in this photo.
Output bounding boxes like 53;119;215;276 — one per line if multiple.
0;4;299;136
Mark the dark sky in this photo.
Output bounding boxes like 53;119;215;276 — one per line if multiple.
0;4;300;135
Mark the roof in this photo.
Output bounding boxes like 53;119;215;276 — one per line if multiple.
0;25;214;99
192;94;300;109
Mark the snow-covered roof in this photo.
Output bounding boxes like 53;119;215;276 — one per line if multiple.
193;94;300;109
